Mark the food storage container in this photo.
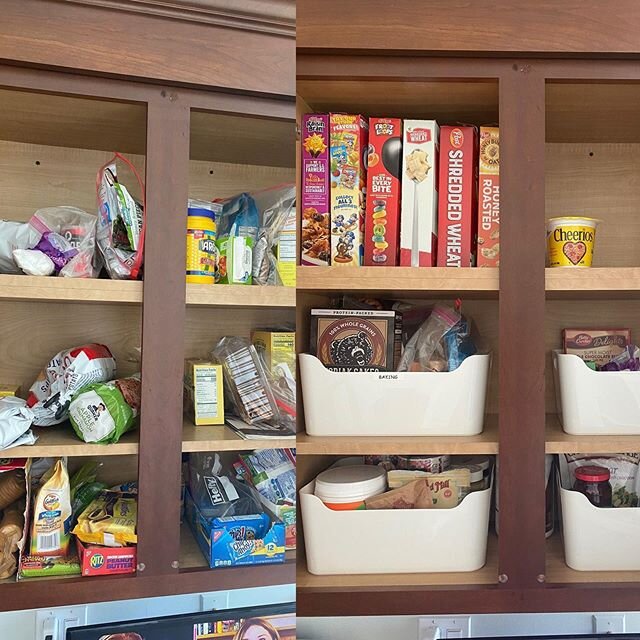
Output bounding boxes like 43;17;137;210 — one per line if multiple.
314;465;387;511
554;350;640;435
299;352;491;436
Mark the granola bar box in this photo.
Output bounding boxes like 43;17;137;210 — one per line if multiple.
437;126;478;267
364;117;402;266
329;114;369;266
563;329;631;366
477;126;500;267
400;120;439;267
301;114;331;266
309;309;396;372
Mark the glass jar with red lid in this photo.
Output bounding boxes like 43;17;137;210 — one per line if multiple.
573;465;612;508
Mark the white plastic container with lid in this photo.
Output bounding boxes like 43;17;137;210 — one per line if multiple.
314;465;387;511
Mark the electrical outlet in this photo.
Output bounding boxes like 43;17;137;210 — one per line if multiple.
36;607;88;640
419;617;471;639
593;614;625;633
200;592;230;612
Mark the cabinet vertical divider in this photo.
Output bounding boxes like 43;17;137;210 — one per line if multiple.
137;94;191;576
498;66;547;587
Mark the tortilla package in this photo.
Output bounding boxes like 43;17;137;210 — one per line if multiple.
27;344;116;426
30;459;72;557
69;374;141;444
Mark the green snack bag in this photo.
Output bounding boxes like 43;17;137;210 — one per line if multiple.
68;375;141;444
20;554;81;578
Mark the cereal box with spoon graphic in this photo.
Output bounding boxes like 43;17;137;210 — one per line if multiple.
400;120;439;266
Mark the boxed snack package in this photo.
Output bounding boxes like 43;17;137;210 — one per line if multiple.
477;126;500;267
329;114;369;266
437;126;479;267
251;331;296;379
563;328;631;366
301;114;331;266
184;359;224;426
400;120;439;266
309;309;397;372
364;117;402;266
76;538;136;577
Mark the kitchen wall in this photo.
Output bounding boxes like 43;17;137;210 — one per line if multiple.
0;583;295;640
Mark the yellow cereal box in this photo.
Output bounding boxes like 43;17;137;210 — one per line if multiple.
477;126;500;267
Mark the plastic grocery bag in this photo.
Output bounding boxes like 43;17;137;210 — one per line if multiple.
27;206;99;278
0;220;39;274
0;397;36;451
27;344;117;427
96;153;145;280
69;374;141;444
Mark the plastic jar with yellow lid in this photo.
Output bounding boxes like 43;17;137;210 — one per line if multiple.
186;201;222;284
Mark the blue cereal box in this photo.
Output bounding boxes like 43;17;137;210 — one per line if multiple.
185;490;285;568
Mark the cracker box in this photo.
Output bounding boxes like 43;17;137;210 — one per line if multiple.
437;126;479;267
477;126;500;267
309;309;397;372
301;114;331;266
365;117;402;266
251;330;296;380
400;120;439;266
76;538;136;577
329;114;369;266
563;328;631;366
183;359;224;426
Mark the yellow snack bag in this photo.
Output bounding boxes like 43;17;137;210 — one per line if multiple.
73;490;137;546
30;459;72;557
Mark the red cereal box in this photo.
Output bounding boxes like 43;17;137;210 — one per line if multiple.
329;114;368;266
400;120;439;267
437;126;478;267
364;118;402;266
477;126;500;267
301;114;331;266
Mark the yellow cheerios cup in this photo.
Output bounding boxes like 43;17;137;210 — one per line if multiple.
546;216;601;268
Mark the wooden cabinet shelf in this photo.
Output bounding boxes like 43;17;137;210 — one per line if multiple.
296;415;498;455
297;266;499;297
186;283;295;308
545;267;640;298
545;414;640;453
181;420;295;452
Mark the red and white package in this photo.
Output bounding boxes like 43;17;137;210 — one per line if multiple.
437;126;478;267
27;344;116;426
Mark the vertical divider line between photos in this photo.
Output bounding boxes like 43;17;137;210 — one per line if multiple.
498;63;547;588
137;91;190;576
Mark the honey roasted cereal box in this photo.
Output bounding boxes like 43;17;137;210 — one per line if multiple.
330;114;369;266
400;120;439;267
477;126;500;267
301;114;331;266
364;117;402;266
437;126;478;267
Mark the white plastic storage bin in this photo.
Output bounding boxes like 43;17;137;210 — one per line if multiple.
553;351;640;435
299;353;491;436
300;478;492;574
559;485;640;571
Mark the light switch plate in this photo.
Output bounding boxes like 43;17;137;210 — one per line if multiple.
419;617;471;639
593;614;625;633
36;607;88;640
200;592;230;612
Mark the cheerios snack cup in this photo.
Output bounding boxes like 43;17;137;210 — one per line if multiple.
546;217;601;268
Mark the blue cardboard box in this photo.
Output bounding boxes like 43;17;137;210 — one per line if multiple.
185;489;286;568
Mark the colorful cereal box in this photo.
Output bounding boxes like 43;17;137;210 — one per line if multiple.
400;120;439;267
365;117;402;266
329;114;369;266
301;114;331;266
477;126;500;267
437;126;478;267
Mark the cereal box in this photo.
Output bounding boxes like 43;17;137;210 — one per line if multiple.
477;126;500;267
309;309;397;372
364;117;402;266
563;328;631;366
400;120;439;267
437;126;478;267
329;114;369;266
301;114;331;266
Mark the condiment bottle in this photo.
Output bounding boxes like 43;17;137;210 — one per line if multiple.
573;465;612;508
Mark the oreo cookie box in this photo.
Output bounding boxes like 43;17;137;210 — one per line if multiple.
310;309;400;372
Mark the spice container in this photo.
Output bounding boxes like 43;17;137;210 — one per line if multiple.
314;465;387;511
573;465;612;508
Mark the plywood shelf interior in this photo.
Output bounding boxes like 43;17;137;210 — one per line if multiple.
181;419;295;452
297;415;498;455
297;266;499;298
297;532;497;590
545;267;640;298
185;283;295;308
545;414;640;454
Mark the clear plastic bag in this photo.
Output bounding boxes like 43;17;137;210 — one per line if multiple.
0;220;39;274
27;206;99;278
96;153;145;280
